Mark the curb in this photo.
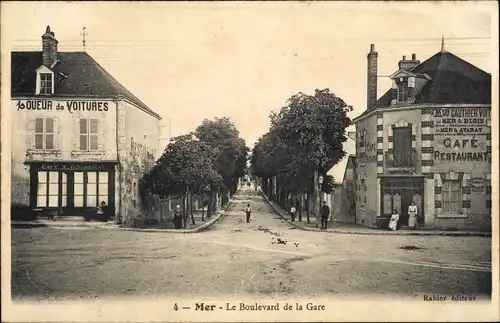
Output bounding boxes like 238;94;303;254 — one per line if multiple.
259;189;492;237
106;191;239;234
10;192;239;234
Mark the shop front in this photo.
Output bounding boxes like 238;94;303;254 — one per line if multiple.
380;175;425;227
27;161;117;217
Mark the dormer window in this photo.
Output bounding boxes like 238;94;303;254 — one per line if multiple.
35;66;54;95
397;79;409;102
40;73;53;95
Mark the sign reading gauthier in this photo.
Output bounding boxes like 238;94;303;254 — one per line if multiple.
16;100;110;113
433;107;490;135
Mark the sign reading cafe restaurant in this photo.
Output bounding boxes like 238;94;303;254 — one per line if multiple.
16;99;110;113
432;107;491;163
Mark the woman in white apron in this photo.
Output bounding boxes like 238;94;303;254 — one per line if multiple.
389;209;399;231
408;201;418;229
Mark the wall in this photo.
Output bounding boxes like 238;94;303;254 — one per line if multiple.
119;99;161;222
11;98;117;206
355;113;378;225
430;106;491;230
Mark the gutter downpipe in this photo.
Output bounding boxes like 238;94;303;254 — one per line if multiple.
114;95;123;225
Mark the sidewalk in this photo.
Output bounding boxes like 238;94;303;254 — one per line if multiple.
10;195;238;234
261;190;491;237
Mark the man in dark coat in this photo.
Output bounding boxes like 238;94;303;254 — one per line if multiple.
320;201;330;230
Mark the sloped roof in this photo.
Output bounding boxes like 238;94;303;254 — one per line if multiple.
11;51;161;119
355;50;491;120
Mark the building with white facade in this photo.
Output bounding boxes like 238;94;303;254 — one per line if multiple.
10;26;162;223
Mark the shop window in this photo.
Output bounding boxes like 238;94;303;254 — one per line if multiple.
442;180;462;213
75;171;109;208
79;118;99;151
37;171;59;207
34;117;54;149
74;172;85;207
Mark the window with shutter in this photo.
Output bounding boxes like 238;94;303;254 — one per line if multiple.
34;117;55;150
79;118;99;151
90;119;99;151
442;180;462;213
80;119;88;151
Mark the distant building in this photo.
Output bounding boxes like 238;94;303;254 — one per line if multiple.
10;26;162;223
353;43;491;231
325;154;356;224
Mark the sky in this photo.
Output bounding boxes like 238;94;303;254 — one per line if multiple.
2;1;495;181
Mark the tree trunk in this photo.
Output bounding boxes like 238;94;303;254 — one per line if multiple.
207;191;213;218
298;193;303;222
189;190;195;225
182;194;187;229
304;191;311;224
201;195;205;222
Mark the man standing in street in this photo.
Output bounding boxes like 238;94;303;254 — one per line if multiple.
320;201;330;230
290;205;297;222
244;203;252;223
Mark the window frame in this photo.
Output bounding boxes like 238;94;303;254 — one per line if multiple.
79;118;99;151
34;117;55;150
39;72;53;95
36;171;59;208
441;179;463;214
397;80;409;102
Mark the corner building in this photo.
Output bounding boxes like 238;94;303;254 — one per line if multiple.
10;26;162;223
353;44;492;231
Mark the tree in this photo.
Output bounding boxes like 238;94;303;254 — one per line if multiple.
195;117;249;206
321;175;336;194
251;89;352;222
140;134;222;227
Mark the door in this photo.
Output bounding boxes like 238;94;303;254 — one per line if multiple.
380;177;424;227
400;189;414;226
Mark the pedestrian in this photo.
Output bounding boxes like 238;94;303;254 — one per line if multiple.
320;201;330;230
173;205;183;229
408;201;419;230
290;205;296;222
244;203;252;223
389;209;400;231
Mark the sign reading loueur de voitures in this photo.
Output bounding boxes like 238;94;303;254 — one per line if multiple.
16;100;110;113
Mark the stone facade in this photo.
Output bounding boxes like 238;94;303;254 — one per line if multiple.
353;45;491;231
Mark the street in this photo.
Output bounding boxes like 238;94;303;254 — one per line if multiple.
11;187;492;301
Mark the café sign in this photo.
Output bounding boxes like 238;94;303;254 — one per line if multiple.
38;162;112;171
433;135;490;163
16;100;110;114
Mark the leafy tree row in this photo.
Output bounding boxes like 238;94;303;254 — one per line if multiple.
140;117;249;227
251;89;352;222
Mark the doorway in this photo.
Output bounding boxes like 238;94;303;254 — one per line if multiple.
381;177;424;227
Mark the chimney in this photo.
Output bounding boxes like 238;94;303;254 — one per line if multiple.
42;26;58;67
367;44;378;110
398;53;420;71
